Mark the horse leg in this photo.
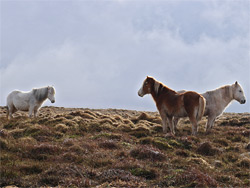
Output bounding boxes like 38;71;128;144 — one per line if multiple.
6;106;9;119
8;105;16;119
34;108;39;118
205;115;216;133
167;116;175;135
173;117;180;130
29;106;34;118
162;120;168;133
159;112;168;133
189;116;198;136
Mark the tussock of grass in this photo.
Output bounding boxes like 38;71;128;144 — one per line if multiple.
175;149;190;157
214;138;229;146
139;137;153;145
92;132;118;140
55;123;69;133
20;164;43;175
98;118;113;125
26;143;61;161
3;121;19;129
151;124;163;133
238;158;250;168
176;137;193;149
69;110;97;119
131;112;161;125
18;136;37;145
152;138;173;150
188;157;214;169
245;142;250;150
175;168;218;187
87;122;102;132
99;140;119;149
197;142;219;156
68;144;84;155
168;139;182;148
222;152;239;163
98;169;141;183
62;152;79;162
0;138;8;150
130;146;166;161
84;157;113;168
117;124;133;132
24;124;52;140
130;167;156;180
62;138;75;147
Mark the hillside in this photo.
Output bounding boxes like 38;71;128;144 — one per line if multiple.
0;106;250;187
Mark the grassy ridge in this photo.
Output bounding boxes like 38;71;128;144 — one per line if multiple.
0;106;250;187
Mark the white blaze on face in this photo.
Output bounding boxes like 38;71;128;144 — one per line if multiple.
138;80;146;97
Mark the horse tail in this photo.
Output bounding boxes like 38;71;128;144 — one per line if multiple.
196;96;206;122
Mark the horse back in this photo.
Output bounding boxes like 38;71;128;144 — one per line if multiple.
156;90;179;110
7;91;20;103
182;91;202;115
155;91;187;117
7;90;32;110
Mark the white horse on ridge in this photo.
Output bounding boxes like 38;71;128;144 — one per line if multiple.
6;86;56;119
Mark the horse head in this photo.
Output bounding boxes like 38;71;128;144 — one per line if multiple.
233;81;246;104
138;76;155;97
47;86;56;103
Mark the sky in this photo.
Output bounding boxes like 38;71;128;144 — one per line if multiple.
0;0;249;113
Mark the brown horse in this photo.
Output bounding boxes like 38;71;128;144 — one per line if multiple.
138;76;206;135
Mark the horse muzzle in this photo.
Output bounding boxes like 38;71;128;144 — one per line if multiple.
51;100;55;103
240;99;246;104
138;91;144;97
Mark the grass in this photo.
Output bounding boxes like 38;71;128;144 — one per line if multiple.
0;106;249;187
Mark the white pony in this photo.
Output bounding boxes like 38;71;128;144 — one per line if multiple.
174;81;246;133
6;86;56;119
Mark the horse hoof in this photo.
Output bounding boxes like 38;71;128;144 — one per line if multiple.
165;133;175;138
205;130;211;135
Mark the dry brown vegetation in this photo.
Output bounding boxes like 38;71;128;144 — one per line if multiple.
0;106;249;187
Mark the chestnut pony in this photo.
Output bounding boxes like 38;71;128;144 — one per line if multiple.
138;76;206;135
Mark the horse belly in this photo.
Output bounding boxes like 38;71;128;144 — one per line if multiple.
175;107;188;117
13;94;30;111
203;95;223;117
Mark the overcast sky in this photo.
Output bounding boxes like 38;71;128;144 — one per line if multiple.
0;0;249;112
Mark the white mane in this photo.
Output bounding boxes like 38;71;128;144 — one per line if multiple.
33;87;49;103
203;85;233;103
154;80;161;94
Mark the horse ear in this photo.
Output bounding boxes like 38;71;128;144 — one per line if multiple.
235;81;238;85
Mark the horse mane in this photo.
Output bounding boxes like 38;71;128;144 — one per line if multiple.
154;80;162;95
32;87;49;102
152;78;175;96
222;85;233;98
204;84;233;101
